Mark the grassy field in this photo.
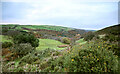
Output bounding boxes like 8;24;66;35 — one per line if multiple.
76;38;87;45
36;39;68;50
72;38;87;50
0;35;12;42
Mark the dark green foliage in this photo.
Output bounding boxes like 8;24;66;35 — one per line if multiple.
83;31;95;41
102;34;119;42
103;41;120;56
2;27;8;33
96;24;120;35
13;33;39;47
2;42;13;48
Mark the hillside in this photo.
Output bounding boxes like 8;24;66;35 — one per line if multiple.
1;24;88;38
1;24;73;31
96;24;120;35
1;24;119;72
95;24;120;42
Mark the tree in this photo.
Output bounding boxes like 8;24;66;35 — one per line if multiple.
13;33;39;47
62;37;71;44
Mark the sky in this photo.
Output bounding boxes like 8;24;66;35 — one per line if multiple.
1;0;119;30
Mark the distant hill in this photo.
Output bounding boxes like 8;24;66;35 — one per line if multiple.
85;30;96;32
1;24;88;38
1;24;73;31
81;24;120;42
95;24;120;35
94;24;120;43
1;24;95;32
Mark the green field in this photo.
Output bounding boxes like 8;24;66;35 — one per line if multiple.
0;35;12;42
72;38;87;50
36;39;68;50
76;38;87;45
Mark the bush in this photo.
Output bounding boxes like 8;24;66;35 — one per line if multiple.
2;42;13;48
20;52;39;64
42;39;118;72
62;37;71;44
3;62;41;72
63;40;118;72
103;41;120;56
13;33;39;47
10;43;34;57
102;34;119;42
63;49;118;72
20;48;56;64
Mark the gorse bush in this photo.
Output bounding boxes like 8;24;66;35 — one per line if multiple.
67;40;118;72
63;48;118;72
41;39;118;72
101;41;120;56
11;43;34;57
13;33;39;47
102;34;119;42
100;34;120;56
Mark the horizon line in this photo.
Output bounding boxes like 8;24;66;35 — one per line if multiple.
0;23;118;30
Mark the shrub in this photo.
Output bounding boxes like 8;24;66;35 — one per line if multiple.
3;62;41;72
42;39;118;72
2;42;13;48
62;37;71;44
20;48;56;64
63;40;118;72
63;49;118;72
13;33;39;47
10;43;34;57
20;53;39;64
103;41;120;56
102;34;119;42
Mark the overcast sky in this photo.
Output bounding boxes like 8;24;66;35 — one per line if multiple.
1;0;119;30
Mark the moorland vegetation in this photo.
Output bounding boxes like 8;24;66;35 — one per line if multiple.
1;24;119;72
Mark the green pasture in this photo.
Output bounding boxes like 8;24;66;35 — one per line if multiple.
76;38;87;45
72;38;87;50
36;39;68;50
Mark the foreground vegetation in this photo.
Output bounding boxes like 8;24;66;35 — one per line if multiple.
1;24;120;72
